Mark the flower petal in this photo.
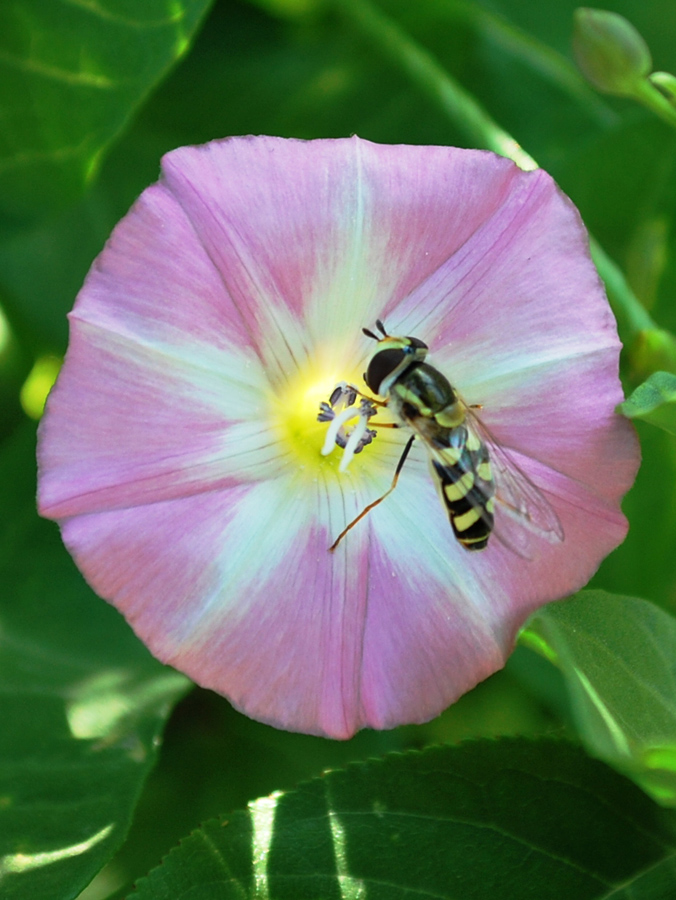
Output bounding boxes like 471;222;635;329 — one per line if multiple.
56;434;629;738
38;321;281;518
58;474;376;738
382;159;638;548
160;137;523;377
55;455;509;738
392;166;615;370
37;175;290;519
355;445;631;729
467;350;638;496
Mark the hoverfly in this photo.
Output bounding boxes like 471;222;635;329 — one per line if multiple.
323;320;564;555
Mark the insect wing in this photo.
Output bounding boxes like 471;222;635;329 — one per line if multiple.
401;415;496;551
462;404;564;556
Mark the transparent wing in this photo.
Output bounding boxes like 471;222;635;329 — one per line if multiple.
398;395;563;558
461;400;564;557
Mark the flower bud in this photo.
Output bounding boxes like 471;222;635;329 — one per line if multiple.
573;8;652;96
650;71;676;104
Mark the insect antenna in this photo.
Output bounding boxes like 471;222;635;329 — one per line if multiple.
362;320;390;341
329;434;416;552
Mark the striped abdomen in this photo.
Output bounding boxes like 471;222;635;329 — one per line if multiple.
431;424;495;551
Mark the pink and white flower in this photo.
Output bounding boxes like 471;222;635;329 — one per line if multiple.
37;136;639;738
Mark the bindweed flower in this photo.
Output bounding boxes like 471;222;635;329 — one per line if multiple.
37;136;639;739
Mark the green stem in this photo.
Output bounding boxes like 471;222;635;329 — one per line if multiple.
517;626;560;667
589;237;655;338
334;0;657;340
335;0;538;170
445;0;618;127
634;78;676;131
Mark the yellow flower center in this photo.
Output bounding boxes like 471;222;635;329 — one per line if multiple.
271;357;378;478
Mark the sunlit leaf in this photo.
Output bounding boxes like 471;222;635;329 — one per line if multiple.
0;424;191;900
618;371;676;435
522;590;676;806
131;738;676;900
0;0;212;221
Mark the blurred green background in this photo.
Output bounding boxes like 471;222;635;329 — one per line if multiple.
2;1;676;897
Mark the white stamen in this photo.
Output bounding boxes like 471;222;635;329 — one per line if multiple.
339;412;369;472
321;404;362;456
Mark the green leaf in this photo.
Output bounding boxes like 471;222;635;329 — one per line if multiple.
242;0;322;18
607;855;676;900
651;71;676;104
0;424;191;900
131;738;676;900
0;187;120;351
522;591;676;806
0;0;212;222
618;371;676;435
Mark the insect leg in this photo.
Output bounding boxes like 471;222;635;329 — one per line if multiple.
329;434;415;552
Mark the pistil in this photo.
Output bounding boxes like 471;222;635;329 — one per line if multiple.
318;382;377;470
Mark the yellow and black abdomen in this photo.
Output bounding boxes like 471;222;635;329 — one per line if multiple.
391;362;495;551
431;426;495;551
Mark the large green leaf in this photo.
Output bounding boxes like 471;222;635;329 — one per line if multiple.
0;424;191;900
608;856;676;900
522;591;676;806
131;738;676;900
0;0;212;222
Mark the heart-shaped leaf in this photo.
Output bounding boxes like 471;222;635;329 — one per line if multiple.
0;0;212;221
131;738;676;900
522;590;676;805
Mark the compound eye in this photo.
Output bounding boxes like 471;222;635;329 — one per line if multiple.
365;348;406;394
407;337;428;351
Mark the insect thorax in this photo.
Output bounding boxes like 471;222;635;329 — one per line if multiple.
390;362;464;430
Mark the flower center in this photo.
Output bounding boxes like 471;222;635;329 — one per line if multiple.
318;384;378;470
272;360;378;476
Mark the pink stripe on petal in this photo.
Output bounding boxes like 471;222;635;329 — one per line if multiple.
488;463;631;623
61;488;252;645
304;141;524;349
355;476;502;728
189;525;373;740
394;167;618;377
60;476;380;738
343;142;522;329
468;351;638;492
38;322;281;518
356;452;630;730
75;181;256;352
160;138;523;379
